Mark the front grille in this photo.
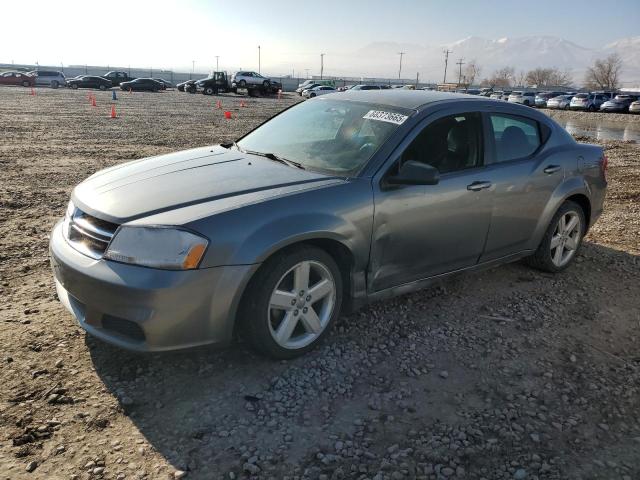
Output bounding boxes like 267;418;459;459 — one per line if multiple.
102;315;146;342
66;208;119;259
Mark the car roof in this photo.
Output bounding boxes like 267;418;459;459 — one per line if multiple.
334;89;474;110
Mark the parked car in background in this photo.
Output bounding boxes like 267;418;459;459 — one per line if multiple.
508;91;536;106
570;93;609;111
464;89;481;95
629;100;640;114
102;71;135;86
599;94;638;113
296;83;320;95
350;84;382;91
28;70;66;88
0;71;35;87
119;78;164;92
177;79;198;93
546;95;573;110
50;90;607;358
153;78;174;89
302;85;336;98
489;91;504;100
231;71;272;88
501;91;512;101
535;91;566;108
66;76;113;90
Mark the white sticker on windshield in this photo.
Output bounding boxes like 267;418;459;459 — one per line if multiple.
363;110;408;125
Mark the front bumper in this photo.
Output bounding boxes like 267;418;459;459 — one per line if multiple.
49;221;257;352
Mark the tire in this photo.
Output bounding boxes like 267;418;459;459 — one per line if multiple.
523;100;530;106
310;92;316;98
22;81;29;87
238;79;246;88
51;81;59;89
564;104;570;110
204;86;214;95
588;105;595;112
240;246;343;359
99;85;106;91
526;200;585;273
71;83;78;90
262;80;270;88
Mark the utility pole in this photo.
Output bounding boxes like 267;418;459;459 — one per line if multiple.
320;53;325;80
258;46;261;73
442;49;452;84
398;52;405;80
215;56;219;71
456;58;465;86
416;72;419;88
305;69;310;79
191;60;195;79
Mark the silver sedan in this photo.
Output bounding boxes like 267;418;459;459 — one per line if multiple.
50;91;607;358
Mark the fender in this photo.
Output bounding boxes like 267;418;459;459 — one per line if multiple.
529;175;591;250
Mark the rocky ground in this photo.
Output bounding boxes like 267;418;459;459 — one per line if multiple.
0;87;639;480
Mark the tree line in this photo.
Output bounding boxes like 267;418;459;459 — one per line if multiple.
470;53;623;90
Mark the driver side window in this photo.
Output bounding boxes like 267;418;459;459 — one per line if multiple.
401;113;482;174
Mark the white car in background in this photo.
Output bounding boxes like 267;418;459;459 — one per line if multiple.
302;85;336;98
547;95;574;110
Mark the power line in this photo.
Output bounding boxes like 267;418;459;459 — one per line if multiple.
442;49;452;84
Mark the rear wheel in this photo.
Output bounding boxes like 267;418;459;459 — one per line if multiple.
22;80;29;87
564;103;570;110
99;84;106;91
526;201;585;273
71;83;78;90
238;79;246;88
51;81;59;89
240;246;342;359
588;105;596;112
262;80;270;88
310;92;316;98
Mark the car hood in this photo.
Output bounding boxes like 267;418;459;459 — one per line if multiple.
72;145;338;224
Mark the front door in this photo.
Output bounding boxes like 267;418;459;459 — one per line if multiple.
369;111;494;292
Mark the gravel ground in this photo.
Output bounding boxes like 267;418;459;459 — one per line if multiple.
0;87;639;480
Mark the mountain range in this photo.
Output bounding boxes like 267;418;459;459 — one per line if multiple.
340;35;639;86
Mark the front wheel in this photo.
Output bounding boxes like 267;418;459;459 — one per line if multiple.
310;92;316;98
71;83;78;89
526;201;585;273
51;81;59;89
588;105;596;112
238;79;246;88
22;80;30;87
204;86;214;95
99;85;106;91
240;246;343;359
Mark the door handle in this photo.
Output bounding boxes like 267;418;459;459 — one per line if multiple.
543;165;561;174
467;181;492;191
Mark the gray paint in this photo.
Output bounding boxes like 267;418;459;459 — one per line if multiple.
50;92;607;351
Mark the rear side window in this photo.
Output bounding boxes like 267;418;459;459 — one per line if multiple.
489;114;541;163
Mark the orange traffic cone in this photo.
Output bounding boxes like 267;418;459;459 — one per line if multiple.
110;105;117;119
224;111;232;119
91;97;97;107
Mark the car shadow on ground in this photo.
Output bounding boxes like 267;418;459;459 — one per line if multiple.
86;240;639;477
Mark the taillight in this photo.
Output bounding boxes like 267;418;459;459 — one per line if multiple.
601;154;608;181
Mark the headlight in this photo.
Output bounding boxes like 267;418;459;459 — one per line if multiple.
62;200;75;238
104;226;208;270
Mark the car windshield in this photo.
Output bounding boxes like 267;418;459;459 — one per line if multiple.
237;98;412;176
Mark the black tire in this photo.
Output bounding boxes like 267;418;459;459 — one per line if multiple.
178;85;184;92
588;105;596;112
99;85;106;91
240;246;343;359
22;81;29;87
238;79;246;88
564;103;570;110
310;92;316;98
204;86;214;95
525;200;586;273
51;81;59;89
71;83;78;90
262;80;270;88
523;100;530;106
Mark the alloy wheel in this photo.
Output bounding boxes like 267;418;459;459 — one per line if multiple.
267;260;336;350
550;211;581;267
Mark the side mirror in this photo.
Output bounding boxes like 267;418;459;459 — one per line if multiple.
387;160;440;186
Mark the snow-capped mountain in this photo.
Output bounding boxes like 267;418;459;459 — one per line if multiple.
343;35;639;85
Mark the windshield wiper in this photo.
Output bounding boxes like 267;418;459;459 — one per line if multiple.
244;150;305;170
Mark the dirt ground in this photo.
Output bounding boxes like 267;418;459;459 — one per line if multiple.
0;87;639;480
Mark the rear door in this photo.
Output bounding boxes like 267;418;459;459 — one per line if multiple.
479;112;564;261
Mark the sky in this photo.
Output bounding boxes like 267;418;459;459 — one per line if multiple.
1;0;638;77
